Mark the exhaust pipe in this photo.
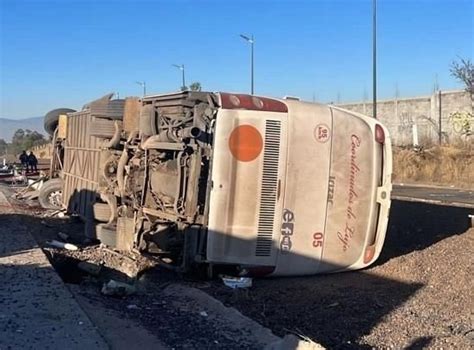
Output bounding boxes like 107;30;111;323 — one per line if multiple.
141;126;202;149
177;127;202;139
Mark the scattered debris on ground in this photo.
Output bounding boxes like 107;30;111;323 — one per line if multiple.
221;276;253;289
101;280;137;297
266;334;325;350
46;239;79;250
43;245;156;280
11;176;46;200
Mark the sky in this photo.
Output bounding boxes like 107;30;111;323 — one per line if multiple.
0;0;473;119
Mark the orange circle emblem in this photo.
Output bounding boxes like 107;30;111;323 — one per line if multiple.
228;125;263;162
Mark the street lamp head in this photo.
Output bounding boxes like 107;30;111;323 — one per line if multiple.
172;64;184;70
135;81;146;96
239;34;254;43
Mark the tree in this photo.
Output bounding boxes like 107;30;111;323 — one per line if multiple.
189;82;202;92
10;128;48;155
0;139;7;155
450;57;474;94
450;58;474;142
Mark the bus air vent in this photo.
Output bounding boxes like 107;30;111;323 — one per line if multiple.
255;120;281;257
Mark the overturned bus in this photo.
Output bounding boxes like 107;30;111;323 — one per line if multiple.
40;91;392;276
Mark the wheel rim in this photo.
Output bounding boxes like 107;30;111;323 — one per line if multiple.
47;190;62;208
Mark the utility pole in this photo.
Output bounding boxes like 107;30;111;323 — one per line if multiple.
438;90;442;145
363;87;368;115
395;82;399;123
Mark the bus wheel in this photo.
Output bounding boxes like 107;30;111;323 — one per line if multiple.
44;108;76;136
38;178;63;209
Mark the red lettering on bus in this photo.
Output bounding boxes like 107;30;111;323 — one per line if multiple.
312;232;324;248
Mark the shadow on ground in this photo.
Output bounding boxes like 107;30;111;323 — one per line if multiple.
378;199;472;264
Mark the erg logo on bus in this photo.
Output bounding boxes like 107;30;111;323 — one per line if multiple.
280;209;295;254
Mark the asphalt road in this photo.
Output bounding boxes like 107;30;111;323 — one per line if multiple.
392;184;474;208
0;191;108;349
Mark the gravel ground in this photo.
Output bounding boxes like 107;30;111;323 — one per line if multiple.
359;229;473;348
3;182;473;349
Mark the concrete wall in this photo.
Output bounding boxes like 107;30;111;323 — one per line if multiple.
31;142;52;159
338;90;473;146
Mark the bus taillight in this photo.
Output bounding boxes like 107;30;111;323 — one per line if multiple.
375;124;385;144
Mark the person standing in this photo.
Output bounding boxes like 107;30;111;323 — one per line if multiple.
27;151;38;173
19;150;28;171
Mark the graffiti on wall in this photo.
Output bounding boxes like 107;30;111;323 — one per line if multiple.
448;111;473;136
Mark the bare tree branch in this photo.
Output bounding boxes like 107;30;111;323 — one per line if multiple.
450;57;474;94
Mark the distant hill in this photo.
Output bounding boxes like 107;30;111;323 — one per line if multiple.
0;117;45;141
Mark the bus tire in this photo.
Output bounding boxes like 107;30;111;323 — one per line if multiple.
44;108;76;136
38;178;63;210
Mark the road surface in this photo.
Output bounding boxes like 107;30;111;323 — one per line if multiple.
392;184;474;208
0;190;108;349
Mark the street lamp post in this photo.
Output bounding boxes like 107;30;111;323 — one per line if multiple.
172;64;186;90
240;34;254;95
372;0;377;119
136;81;146;96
